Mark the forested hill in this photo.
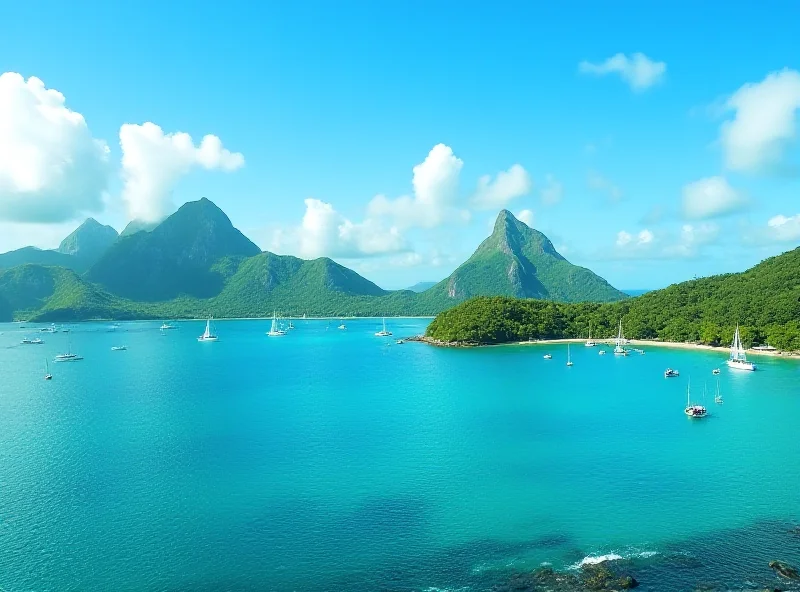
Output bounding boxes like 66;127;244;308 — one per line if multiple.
425;246;800;351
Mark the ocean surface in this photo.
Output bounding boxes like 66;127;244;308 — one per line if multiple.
1;319;799;591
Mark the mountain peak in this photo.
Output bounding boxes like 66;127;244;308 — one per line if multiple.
57;217;119;260
419;209;625;304
88;197;261;301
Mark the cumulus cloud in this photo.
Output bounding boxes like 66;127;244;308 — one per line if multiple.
516;209;535;227
119;122;244;222
0;72;111;223
612;224;718;259
766;214;800;242
367;143;467;228
682;176;746;219
616;229;652;248
471;164;532;210
664;223;720;257
273;198;408;259
579;53;666;91
588;170;622;201
540;174;563;205
721;69;800;174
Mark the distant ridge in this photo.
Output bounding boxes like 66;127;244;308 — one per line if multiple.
406;281;437;293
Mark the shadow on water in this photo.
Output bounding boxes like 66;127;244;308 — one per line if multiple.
169;517;800;592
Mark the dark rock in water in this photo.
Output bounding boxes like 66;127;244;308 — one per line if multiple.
494;563;639;592
769;560;799;580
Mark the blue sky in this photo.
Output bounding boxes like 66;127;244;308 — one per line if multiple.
0;0;799;289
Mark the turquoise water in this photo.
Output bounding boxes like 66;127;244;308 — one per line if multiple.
1;319;799;591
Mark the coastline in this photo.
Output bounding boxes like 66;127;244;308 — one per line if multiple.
416;335;799;359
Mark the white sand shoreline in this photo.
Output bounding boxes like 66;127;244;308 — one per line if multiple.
515;337;797;359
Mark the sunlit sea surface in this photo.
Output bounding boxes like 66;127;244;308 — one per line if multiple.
1;319;798;591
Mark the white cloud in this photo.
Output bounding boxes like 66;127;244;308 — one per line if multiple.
119;122;244;222
540;174;563;205
471;164;532;210
273;198;408;259
766;214;800;242
664;223;720;257
721;69;800;174
516;209;535;228
579;53;666;91
681;176;746;219
367;143;467;228
0;72;111;223
611;224;718;260
588;170;622;201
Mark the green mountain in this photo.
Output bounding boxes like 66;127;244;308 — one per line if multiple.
406;281;437;293
57;218;119;264
426;246;800;350
0;200;630;322
87;198;261;301
0;246;81;272
418;210;625;309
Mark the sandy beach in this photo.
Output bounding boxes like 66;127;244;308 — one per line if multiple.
517;337;797;359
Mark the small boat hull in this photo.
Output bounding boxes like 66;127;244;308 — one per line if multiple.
726;359;756;371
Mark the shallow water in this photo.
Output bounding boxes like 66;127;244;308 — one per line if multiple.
0;319;798;591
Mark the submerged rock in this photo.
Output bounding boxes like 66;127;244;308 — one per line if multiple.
769;560;799;579
493;562;639;591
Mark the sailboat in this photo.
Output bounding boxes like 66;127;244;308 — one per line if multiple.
267;311;287;337
585;321;597;347
566;344;574;366
684;380;707;418
613;320;628;356
54;332;83;361
727;325;756;371
197;317;219;342
714;379;723;404
44;358;52;380
375;317;392;337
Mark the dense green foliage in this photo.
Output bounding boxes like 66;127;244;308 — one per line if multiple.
418;210;626;307
426;247;800;350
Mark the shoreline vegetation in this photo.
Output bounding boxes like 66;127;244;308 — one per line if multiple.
422;290;800;354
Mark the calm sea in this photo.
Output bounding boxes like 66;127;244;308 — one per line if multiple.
1;319;798;591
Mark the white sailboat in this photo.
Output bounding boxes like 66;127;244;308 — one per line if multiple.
585;321;596;347
44;358;52;380
197;317;219;342
375;317;392;337
727;325;755;371
714;379;723;404
54;332;83;361
267;311;287;337
684;380;707;418
566;344;574;366
613;320;628;356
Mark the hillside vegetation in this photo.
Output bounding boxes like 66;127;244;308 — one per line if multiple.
426;246;800;350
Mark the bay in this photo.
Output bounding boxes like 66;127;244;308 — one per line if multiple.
1;319;798;591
